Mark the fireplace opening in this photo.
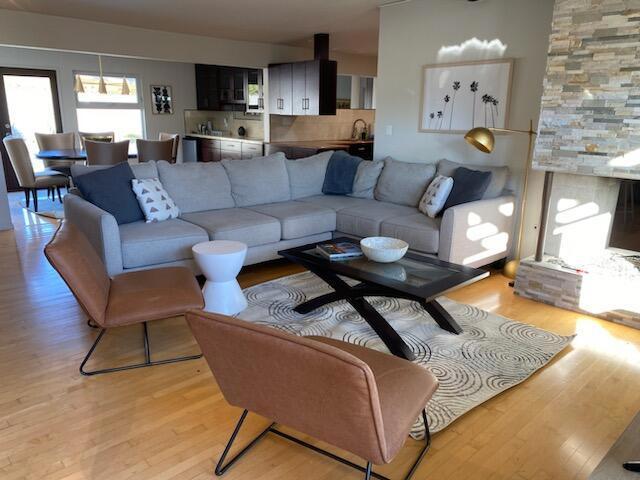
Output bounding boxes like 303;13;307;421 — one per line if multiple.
610;179;640;256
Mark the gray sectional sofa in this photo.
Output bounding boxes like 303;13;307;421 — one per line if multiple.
64;153;515;277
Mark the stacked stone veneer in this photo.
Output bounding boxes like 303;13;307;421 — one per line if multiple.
515;259;640;329
533;0;640;179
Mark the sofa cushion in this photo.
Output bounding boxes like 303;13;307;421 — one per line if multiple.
380;214;440;254
73;162;144;225
156;161;235;213
180;208;281;247
374;157;436;207
222;153;290;207
349;160;384;199
71;161;158;180
437;159;508;199
337;200;418;238
248;201;336;240
297;194;374;212
119;218;209;268
286;151;332;199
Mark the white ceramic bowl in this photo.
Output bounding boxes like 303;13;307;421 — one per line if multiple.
360;237;409;263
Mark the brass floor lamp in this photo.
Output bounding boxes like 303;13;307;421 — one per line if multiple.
464;120;538;279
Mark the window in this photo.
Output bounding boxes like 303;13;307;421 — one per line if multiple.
75;73;145;152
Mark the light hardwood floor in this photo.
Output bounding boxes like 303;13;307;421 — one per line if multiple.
1;191;640;480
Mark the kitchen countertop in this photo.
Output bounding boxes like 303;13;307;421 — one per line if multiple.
186;133;264;145
266;139;373;149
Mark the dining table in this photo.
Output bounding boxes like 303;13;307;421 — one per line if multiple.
36;149;137;176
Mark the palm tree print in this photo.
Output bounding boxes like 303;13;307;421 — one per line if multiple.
428;112;435;129
449;81;460;130
440;95;450;129
437;110;443;129
470;81;479;127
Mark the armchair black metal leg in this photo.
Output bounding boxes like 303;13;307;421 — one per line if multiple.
365;462;372;480
24;189;30;208
401;410;431;480
87;318;99;329
215;410;275;476
56;186;63;202
79;323;202;376
623;461;640;472
32;189;38;212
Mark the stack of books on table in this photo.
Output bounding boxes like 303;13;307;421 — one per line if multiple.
316;242;363;261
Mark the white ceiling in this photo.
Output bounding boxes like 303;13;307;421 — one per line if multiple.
0;0;385;56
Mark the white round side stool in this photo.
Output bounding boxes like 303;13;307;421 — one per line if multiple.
192;240;248;315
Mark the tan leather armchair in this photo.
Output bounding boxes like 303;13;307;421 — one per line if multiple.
3;136;69;211
45;221;204;376
187;310;439;480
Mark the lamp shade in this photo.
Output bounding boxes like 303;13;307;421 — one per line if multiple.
464;127;495;154
73;75;85;93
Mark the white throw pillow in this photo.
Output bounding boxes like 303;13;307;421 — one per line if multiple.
418;175;454;218
131;178;180;223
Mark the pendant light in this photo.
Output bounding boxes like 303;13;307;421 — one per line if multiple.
73;74;85;93
98;55;107;94
121;76;130;95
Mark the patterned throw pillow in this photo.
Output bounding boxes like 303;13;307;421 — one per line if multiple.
418;175;454;218
131;178;180;223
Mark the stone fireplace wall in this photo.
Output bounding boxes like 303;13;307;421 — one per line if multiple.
533;0;640;179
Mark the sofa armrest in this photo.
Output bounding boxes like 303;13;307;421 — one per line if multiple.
438;195;515;268
63;194;123;276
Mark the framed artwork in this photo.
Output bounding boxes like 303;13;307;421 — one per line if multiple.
419;58;513;133
151;85;173;114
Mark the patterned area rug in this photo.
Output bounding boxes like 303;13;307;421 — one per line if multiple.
237;271;574;438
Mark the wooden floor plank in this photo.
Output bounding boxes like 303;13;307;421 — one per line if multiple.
1;192;640;479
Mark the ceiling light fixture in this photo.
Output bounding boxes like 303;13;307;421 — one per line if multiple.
73;74;84;93
98;55;107;94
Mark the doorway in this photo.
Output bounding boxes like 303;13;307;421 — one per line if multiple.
0;68;63;191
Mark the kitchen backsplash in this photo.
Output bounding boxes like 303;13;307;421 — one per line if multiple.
184;110;264;139
269;109;375;142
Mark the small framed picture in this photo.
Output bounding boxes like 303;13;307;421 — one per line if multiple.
419;58;513;133
151;85;173;115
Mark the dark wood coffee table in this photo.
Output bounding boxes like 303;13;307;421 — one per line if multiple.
279;237;489;361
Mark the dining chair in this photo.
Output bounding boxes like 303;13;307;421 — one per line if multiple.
85;139;129;166
3;136;69;211
159;132;180;161
78;131;115;149
187;310;439;480
44;221;205;376
136;138;174;163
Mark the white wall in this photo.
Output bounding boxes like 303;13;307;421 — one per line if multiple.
374;0;554;258
0;9;377;76
0;46;195;139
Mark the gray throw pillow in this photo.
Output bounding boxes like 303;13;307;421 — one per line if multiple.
286;151;332;199
437;159;508;199
349;160;384;199
374;157;436;207
222;152;290;207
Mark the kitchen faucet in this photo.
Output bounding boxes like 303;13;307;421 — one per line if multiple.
352;118;367;140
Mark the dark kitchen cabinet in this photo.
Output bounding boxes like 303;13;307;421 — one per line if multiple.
348;142;373;160
269;63;292;115
270;60;336;116
245;69;264;112
195;64;220;110
218;67;245;104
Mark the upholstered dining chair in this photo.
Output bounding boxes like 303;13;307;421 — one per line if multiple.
78;131;115;149
3;136;69;211
85;139;129;166
136;138;174;163
187;310;439;480
35;132;77;181
45;221;204;376
159;132;180;161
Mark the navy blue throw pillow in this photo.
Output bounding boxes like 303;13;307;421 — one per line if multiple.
74;162;144;225
322;150;362;195
442;167;493;211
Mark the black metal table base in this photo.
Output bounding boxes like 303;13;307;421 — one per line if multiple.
623;461;640;472
214;409;432;480
79;321;202;376
294;266;463;361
